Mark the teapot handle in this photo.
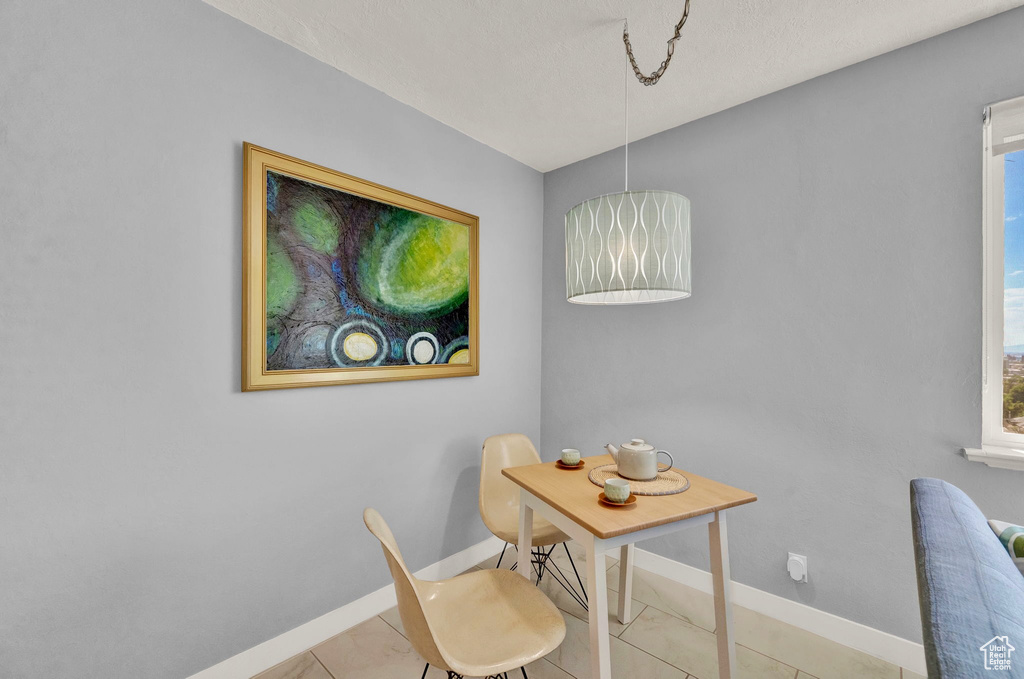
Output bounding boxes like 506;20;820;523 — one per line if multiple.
656;450;674;473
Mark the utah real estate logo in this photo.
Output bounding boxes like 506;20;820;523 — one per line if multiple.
980;636;1015;671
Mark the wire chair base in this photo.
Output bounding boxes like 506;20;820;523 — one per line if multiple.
496;541;588;612
422;663;529;679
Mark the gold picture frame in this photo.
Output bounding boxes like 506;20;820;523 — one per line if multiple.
243;143;479;390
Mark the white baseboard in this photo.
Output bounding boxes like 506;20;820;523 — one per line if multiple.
632;548;927;675
186;535;505;679
186;536;926;679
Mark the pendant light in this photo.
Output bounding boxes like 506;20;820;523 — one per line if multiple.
565;4;692;305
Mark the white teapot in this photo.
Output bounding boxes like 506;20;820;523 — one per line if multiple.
605;438;674;481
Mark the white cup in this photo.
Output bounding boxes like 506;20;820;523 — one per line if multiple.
561;448;581;466
604;478;631;503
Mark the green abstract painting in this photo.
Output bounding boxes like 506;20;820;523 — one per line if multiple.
264;170;472;372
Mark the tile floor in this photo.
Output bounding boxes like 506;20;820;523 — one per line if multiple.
254;544;925;679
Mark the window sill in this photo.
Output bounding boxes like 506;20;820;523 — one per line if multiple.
963;446;1024;471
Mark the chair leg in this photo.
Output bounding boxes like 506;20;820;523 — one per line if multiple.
534;542;588;611
510;544;542;579
532;546;549;584
563;542;588;604
521;666;529;679
421;663;429;679
512;541;588;609
495;542;509;569
545;558;588;610
532;543;561;585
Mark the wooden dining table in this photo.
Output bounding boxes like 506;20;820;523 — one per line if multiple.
502;454;757;679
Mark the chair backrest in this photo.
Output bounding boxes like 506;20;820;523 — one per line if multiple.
479;433;542;537
362;508;446;668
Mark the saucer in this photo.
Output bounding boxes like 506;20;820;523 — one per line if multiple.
556;460;586;470
598;492;637;507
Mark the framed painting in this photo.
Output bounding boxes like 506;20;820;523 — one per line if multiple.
242;143;479;390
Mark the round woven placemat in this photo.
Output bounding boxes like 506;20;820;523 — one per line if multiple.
588;464;690;496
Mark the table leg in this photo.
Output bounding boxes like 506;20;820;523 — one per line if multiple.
517;494;533;580
709;511;736;679
585;539;611;679
617;543;635;624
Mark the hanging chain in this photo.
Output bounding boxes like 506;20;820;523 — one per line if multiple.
622;0;691;86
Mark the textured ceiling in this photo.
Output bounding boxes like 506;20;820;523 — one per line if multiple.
204;0;1024;171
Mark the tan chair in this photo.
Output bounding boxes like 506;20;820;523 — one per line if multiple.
364;508;565;679
479;434;588;611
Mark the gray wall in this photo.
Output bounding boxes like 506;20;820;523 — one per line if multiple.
0;1;542;678
542;7;1024;643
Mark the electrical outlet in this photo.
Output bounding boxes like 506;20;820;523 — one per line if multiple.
787;552;808;583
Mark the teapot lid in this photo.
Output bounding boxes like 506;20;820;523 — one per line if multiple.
622;438;654;452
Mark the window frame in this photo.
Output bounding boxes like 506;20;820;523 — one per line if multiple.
973;101;1024;470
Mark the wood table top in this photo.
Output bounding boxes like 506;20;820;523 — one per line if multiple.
502;454;757;540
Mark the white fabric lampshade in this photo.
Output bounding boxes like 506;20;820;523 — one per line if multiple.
565;190;691;305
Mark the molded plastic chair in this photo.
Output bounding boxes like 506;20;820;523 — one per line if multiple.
364;508;565;679
479;434;588;610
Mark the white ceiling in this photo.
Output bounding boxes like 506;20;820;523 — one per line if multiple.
204;0;1024;171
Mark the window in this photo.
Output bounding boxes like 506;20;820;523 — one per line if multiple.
1000;151;1024;430
976;95;1024;469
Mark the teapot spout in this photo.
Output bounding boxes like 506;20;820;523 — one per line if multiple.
604;443;619;461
